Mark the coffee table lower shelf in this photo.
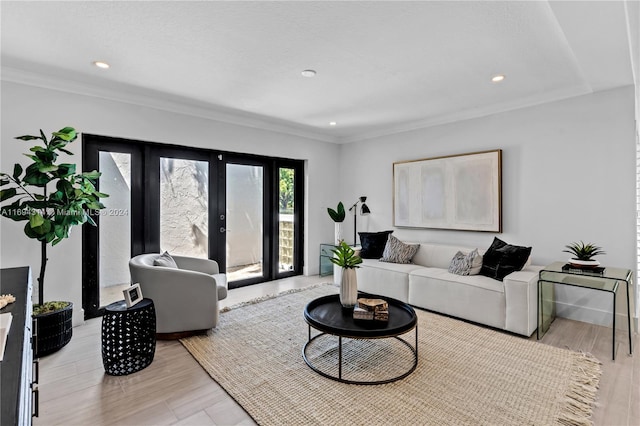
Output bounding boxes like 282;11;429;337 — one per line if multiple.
302;327;418;385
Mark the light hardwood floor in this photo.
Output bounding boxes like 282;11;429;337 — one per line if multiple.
34;275;638;426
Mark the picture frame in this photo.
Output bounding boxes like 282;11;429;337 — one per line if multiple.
393;150;502;232
123;283;143;308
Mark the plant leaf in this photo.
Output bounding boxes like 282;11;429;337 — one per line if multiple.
29;212;45;228
15;135;42;141
0;188;17;202
12;164;23;179
53;127;77;141
81;170;101;180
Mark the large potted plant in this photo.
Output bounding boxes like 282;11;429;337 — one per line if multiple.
330;241;362;308
0;126;108;356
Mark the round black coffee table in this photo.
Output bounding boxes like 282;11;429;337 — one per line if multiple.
303;293;418;385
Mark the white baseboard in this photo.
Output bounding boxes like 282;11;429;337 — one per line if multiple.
555;301;638;332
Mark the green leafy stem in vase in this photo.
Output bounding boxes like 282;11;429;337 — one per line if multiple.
329;241;362;269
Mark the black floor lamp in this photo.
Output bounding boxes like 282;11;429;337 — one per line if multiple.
349;196;371;246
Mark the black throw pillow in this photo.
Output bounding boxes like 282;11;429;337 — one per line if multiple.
358;230;393;259
479;237;531;281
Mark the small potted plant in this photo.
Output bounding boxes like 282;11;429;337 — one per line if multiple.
563;241;605;268
327;202;345;244
0;126;108;356
330;241;362;308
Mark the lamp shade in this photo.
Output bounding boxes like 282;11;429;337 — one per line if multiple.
361;204;371;215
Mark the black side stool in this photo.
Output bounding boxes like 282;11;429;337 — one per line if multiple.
102;298;156;375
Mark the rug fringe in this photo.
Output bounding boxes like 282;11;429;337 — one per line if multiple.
220;282;335;313
557;353;602;426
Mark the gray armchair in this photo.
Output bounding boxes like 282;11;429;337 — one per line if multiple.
129;253;228;338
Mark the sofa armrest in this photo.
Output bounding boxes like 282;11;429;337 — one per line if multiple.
173;255;220;275
503;266;543;336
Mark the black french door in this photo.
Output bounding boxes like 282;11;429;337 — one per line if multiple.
82;134;304;319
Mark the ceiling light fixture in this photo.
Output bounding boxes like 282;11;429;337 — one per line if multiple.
329;122;337;126
301;69;316;78
93;61;110;69
491;74;505;83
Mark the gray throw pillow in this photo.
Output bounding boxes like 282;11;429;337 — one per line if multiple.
153;251;178;268
448;249;480;276
380;235;419;264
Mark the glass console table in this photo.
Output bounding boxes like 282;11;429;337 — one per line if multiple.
537;261;633;360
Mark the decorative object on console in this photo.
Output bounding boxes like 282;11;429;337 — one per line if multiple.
123;283;143;308
380;235;419;264
561;264;605;275
563;241;605;269
479;237;531;281
358;230;393;259
354;298;389;322
327;202;346;244
0;126;108;357
393;150;502;232
0;294;16;310
329;241;362;308
349;196;370;245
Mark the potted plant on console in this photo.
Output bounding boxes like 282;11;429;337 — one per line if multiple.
563;241;605;269
330;241;362;308
0;126;108;356
327;202;345;245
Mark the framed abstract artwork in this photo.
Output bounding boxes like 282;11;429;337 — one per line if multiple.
393;150;502;232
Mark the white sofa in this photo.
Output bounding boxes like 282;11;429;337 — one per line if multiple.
356;242;542;336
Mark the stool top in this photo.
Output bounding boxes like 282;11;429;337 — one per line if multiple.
105;298;153;313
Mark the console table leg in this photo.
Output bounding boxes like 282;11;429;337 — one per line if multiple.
612;293;616;361
627;281;633;356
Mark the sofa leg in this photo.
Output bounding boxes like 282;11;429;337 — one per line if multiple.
156;329;208;340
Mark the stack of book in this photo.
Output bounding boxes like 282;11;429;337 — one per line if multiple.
353;298;389;322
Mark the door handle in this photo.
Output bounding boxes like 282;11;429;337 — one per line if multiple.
220;227;226;233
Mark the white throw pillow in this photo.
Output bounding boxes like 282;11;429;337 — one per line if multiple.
153;251;178;268
468;249;483;275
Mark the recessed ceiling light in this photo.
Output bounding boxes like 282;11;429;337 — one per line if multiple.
491;74;505;83
93;61;110;69
329;122;337;126
301;69;316;78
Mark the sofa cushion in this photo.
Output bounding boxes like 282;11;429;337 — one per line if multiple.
358;230;393;258
380;235;419;264
153;251;178;268
480;237;531;281
411;267;505;293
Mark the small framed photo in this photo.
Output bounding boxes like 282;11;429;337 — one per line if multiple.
123;283;143;308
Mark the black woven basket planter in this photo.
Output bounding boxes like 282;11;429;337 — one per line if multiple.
34;302;73;357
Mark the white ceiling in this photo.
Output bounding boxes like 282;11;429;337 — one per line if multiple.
1;1;637;143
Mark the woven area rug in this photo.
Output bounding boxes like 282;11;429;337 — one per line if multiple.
181;284;601;426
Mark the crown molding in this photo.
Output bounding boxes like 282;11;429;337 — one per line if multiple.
1;65;338;144
337;83;595;144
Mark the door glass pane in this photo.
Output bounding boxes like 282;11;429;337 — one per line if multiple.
160;157;209;258
278;167;295;273
99;152;131;306
226;164;263;282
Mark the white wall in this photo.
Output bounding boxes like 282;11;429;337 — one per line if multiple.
0;81;340;325
339;86;637;328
